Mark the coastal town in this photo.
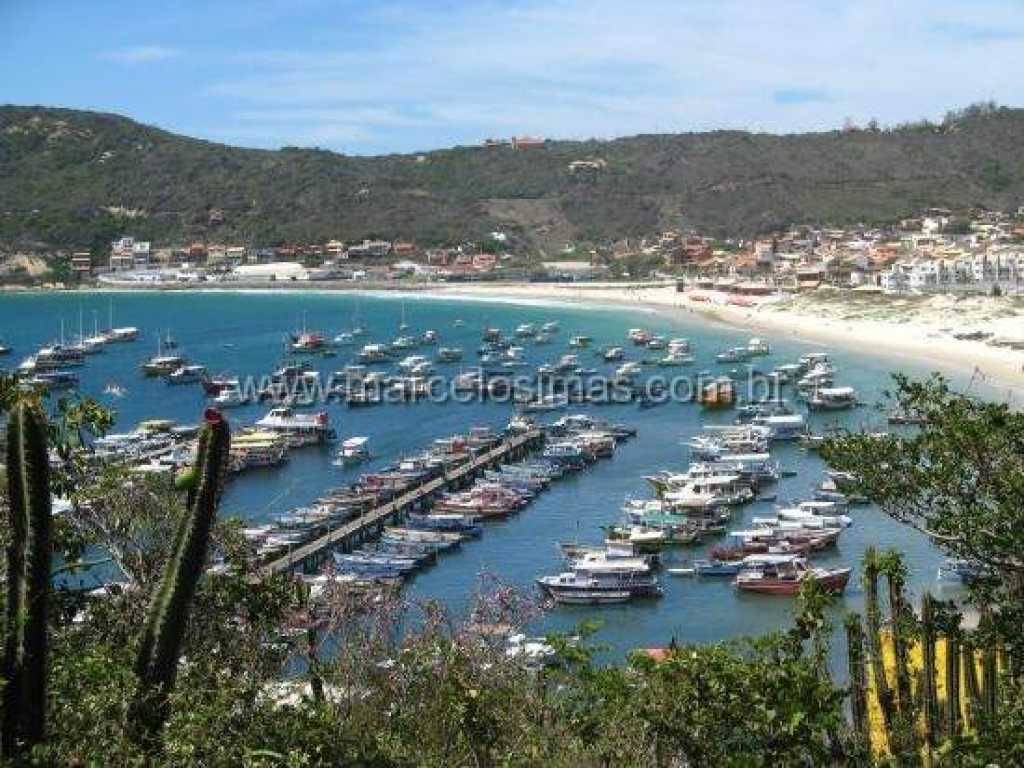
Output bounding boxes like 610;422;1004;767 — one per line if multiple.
5;205;1024;297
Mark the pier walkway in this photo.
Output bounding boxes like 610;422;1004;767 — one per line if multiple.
256;429;544;578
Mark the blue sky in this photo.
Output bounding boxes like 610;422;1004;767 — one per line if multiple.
1;0;1021;155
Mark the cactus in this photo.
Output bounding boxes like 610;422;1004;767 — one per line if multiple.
962;639;981;731
920;592;939;752
945;628;961;741
881;552;913;714
1;403;53;756
129;408;230;747
862;548;897;742
981;644;998;724
844;613;869;742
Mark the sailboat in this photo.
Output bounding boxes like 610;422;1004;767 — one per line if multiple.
399;300;409;331
83;310;108;352
102;300;139;341
351;298;365;336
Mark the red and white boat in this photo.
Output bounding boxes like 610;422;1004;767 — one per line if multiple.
734;554;851;595
433;484;526;518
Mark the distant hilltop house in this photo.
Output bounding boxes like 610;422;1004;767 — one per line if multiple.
512;136;545;150
109;236;150;271
482;136;546;149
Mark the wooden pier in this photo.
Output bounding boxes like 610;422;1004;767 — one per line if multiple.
256;429;545;578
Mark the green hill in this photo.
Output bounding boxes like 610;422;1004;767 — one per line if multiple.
1;104;1022;254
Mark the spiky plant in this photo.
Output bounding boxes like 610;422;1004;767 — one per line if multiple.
862;547;897;743
945;623;961;742
844;613;869;743
920;592;939;753
1;402;53;756
129;408;230;748
880;551;913;713
962;639;982;731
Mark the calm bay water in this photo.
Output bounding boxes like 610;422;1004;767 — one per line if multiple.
0;289;979;659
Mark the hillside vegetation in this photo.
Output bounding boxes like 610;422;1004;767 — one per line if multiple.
1;104;1023;254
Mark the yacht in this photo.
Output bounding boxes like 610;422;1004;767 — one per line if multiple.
506;413;537;434
519;394;567;413
541;321;559;333
358;344;391;364
333;331;356;346
806;386;857;411
715;346;752;363
165;364;207;385
255;407;336;446
437;347;463;363
391;335;418;351
212;383;248;408
334;436;370;465
614;361;642;378
627;328;651;345
657;350;694;366
734;554;851;595
141;354;187;377
798;351;830;370
646;335;667;350
537;558;661;604
753;413;807;440
747;337;771;355
515;323;536;338
103;327;140;342
397;354;431;373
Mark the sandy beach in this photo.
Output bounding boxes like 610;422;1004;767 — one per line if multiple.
436;281;1024;398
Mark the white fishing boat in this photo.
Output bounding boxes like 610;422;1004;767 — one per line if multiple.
255;407;336;445
398;354;431;373
334;436;370;465
614;361;642;378
753;413;806;440
437;347;463;362
568;335;592;348
715;346;751;363
212;383;248;407
358;344;391;363
506;413;537;433
391;335;418;350
165;364;207;385
141;354;186;376
627;328;651;345
519;394;568;413
515;323;536;337
747;337;771;355
657;350;694;366
602;346;625;361
806;386;857;411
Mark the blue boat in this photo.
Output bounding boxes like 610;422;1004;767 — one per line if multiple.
693;559;743;576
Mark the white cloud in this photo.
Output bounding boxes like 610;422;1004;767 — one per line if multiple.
101;45;181;63
201;0;1024;151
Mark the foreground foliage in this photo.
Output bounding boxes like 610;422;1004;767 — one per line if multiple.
1;376;1023;764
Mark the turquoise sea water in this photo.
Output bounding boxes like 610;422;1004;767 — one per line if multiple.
0;290;983;660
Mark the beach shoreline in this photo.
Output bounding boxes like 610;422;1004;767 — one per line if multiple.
430;282;1024;398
